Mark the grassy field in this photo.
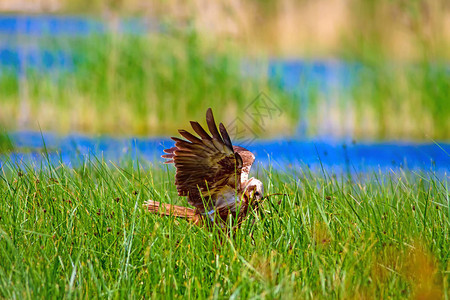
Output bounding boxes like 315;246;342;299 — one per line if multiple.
0;157;448;298
0;2;448;298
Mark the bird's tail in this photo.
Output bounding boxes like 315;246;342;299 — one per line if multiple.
143;200;200;224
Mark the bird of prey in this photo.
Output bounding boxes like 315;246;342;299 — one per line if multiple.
144;108;264;228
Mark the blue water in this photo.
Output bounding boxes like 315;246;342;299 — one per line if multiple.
0;15;151;74
2;132;449;176
0;15;357;93
0;15;150;35
0;16;449;175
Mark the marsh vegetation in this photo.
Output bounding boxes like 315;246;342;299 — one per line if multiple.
0;158;448;298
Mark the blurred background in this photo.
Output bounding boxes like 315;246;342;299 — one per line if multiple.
0;0;449;171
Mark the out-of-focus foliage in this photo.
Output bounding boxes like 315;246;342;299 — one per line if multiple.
0;0;448;140
0;130;14;152
0;31;298;136
2;0;449;58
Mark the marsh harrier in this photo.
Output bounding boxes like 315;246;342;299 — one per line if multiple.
144;108;264;227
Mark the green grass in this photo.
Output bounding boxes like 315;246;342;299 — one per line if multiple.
0;156;448;299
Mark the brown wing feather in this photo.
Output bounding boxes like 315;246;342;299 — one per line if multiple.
162;108;243;213
190;121;212;140
219;123;233;149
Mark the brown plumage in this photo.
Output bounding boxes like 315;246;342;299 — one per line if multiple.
143;108;264;228
144;200;201;224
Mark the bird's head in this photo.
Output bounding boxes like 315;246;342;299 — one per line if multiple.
243;177;264;203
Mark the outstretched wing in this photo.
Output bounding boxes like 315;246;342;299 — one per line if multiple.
162;108;243;213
